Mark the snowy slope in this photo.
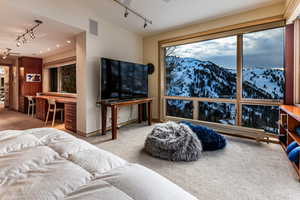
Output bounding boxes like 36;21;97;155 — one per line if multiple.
165;56;283;133
243;68;284;99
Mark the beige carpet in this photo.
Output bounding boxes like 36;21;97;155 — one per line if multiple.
1;109;300;200
0;108;66;131
82;123;300;200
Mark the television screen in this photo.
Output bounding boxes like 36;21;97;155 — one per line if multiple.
101;58;148;100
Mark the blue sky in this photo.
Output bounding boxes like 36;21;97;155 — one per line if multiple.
166;27;284;70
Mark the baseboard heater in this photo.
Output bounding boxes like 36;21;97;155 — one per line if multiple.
165;117;278;144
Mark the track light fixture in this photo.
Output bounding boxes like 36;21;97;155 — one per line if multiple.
16;40;21;47
1;48;12;60
22;36;27;44
30;30;35;39
16;20;43;47
112;0;152;28
124;8;129;18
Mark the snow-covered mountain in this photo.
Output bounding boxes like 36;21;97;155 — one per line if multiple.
243;68;284;99
166;56;284;99
165;56;283;133
166;56;236;99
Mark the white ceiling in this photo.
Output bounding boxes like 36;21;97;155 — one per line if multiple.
0;0;284;58
88;0;284;35
0;5;83;58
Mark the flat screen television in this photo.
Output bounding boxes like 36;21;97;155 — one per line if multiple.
101;58;148;100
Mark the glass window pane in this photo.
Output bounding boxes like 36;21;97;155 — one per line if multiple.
61;64;76;93
49;68;58;92
166;99;193;119
198;102;236;125
242;105;279;134
242;28;284;99
165;36;237;99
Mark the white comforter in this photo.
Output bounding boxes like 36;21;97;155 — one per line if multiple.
0;128;197;200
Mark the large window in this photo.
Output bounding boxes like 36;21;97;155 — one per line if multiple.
49;64;76;94
164;26;284;134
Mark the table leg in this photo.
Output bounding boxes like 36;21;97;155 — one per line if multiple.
111;105;118;140
148;101;152;126
101;104;107;135
138;104;142;123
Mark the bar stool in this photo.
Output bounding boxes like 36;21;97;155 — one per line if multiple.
27;96;35;117
44;98;64;127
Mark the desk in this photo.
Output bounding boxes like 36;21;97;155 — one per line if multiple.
33;95;77;132
99;98;153;140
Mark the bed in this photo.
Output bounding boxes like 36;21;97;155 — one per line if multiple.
0;128;197;200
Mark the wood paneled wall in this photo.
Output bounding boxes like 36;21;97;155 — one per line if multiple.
18;57;43;112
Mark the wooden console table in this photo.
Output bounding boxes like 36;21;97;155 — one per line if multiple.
99;98;153;140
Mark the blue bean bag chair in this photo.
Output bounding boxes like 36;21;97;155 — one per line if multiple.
286;141;298;154
288;146;300;164
181;121;226;151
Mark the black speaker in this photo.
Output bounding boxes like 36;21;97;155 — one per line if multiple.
147;63;155;75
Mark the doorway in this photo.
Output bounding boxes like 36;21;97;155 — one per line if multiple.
0;66;9;109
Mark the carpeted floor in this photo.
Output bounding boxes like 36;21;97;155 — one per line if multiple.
82;123;300;200
1;108;300;200
0;108;66;131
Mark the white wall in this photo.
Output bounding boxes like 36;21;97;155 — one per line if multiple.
43;49;76;64
85;18;142;133
4;0;143;134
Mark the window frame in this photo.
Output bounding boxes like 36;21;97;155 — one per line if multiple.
159;20;285;134
48;64;77;94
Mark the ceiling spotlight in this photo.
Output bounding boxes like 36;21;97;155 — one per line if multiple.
39;51;43;54
30;30;35;39
124;8;129;18
47;48;51;51
56;44;60;48
144;21;148;29
16;40;21;47
67;40;71;44
2;55;7;59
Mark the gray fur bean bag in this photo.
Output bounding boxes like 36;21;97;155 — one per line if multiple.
144;121;202;161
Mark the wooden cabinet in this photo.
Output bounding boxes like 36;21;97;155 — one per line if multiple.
279;105;300;180
36;98;47;121
64;103;77;132
19;96;26;113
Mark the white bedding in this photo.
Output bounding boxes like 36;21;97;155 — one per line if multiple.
0;128;198;200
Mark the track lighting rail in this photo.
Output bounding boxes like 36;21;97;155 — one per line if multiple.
112;0;152;28
16;20;43;47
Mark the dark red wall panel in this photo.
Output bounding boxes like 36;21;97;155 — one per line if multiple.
284;24;294;105
18;57;43;112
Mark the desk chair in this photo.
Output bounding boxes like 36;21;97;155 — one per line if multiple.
27;96;35;117
45;98;64;127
